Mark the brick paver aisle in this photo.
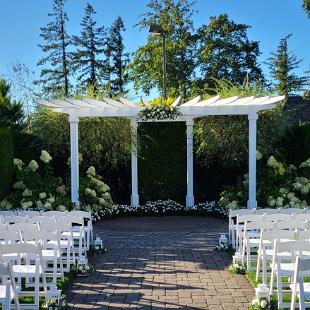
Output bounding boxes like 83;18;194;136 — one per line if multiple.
67;216;253;309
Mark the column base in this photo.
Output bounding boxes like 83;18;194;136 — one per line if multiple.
186;195;195;208
131;194;139;207
247;200;257;210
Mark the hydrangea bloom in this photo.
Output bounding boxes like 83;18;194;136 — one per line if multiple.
86;166;96;177
13;158;24;170
22;188;32;197
40;150;52;163
267;156;279;169
256;151;262;160
39;192;47;199
0;199;12;210
12;181;26;190
28;160;39;172
57;205;66;212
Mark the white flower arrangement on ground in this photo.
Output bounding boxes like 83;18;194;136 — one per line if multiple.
72;263;94;276
250;297;269;310
228;262;246;274
42;295;67;310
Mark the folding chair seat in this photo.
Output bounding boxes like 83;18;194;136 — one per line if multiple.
0;244;48;309
0;262;20;310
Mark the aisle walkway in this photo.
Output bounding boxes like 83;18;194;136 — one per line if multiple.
67;216;253;310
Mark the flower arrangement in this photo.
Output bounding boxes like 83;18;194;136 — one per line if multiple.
249;297;269;310
42;295;67;310
138;104;182;121
228;262;246;275
71;263;94;276
90;200;227;222
216;234;229;251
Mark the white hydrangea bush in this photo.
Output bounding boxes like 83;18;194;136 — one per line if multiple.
220;154;310;210
0;150;72;211
79;165;113;214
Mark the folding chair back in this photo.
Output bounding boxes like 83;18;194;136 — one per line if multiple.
2;216;29;224
295;213;310;221
29;216;55;225
43;211;67;217
276;220;308;231
298;230;310;241
255;208;278;215
9;223;39;233
264;213;292;222
278;208;305;215
18;210;41;217
0;262;20;310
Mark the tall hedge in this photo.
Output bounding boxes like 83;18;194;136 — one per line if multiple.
138;122;186;204
0;127;14;199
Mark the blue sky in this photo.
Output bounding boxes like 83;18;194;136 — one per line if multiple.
0;0;309;87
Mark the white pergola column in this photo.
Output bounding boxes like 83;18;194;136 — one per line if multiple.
69;115;80;208
186;118;194;207
131;119;139;207
247;113;258;209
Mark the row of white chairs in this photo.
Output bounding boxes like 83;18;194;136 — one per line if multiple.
0;210;95;309
229;208;310;250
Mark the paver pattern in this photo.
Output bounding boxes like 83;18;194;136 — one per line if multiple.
67;216;253;309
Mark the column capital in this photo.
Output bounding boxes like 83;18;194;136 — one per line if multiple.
248;113;258;120
186;118;194;126
130;118;138;127
69;114;79;123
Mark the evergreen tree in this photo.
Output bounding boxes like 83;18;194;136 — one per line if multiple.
37;0;71;97
72;3;106;88
196;14;264;88
129;0;196;98
0;78;25;131
267;34;308;96
303;0;310;17
106;17;130;95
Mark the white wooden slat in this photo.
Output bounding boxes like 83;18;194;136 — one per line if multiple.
227;96;254;105
171;96;182;107
36;100;62;108
64;98;97;108
119;98;139;107
103;98;126;108
205;96;239;106
181;96;201;107
50;99;76;108
82;98;111;108
195;95;220;106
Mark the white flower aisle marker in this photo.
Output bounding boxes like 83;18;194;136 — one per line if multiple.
250;284;270;309
92;235;107;254
72;256;95;277
216;233;229;251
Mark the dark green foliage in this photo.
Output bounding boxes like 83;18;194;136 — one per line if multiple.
266;34;308;96
138;122;186;203
196;14;264;90
130;0;196;97
72;3;106;88
106;17;130;95
0;128;14;199
280;123;310;165
37;0;72;97
0;78;25;131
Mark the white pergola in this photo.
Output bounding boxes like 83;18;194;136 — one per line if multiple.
37;94;284;209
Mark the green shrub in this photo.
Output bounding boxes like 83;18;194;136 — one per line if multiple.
0;127;14;199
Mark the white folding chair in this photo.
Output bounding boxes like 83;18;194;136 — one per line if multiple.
8;223;39;234
264;213;293;222
0;262;20;310
294;214;310;221
22;230;64;285
256;230;297;284
43;211;68;217
241;220;274;270
44;222;75;271
0;211;16;217
269;240;310;308
236;214;264;251
69;211;93;249
229;209;254;249
0;244;48;309
290;257;310;310
57;216;86;260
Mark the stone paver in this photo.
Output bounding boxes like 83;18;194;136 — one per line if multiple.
67;216;253;309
